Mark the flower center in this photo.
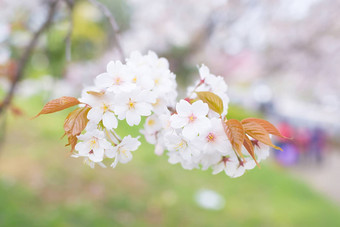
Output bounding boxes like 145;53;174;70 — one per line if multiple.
128;98;136;109
114;77;122;85
175;140;187;151
206;133;216;142
154;78;159;85
188;114;197;123
132;76;137;83
89;139;97;149
102;103;109;113
147;119;155;126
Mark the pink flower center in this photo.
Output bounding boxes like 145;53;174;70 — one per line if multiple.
114;77;122;85
206;132;216;142
188;114;197;123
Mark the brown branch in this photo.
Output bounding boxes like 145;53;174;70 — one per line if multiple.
88;0;125;61
0;0;59;115
64;0;74;61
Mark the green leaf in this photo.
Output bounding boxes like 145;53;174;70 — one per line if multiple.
196;91;224;115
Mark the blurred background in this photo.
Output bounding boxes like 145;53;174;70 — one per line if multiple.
0;0;340;226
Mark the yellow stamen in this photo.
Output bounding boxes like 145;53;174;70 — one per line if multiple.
114;77;121;85
206;133;215;142
175;140;186;151
148;119;155;126
102;104;109;112
128;98;135;109
188;114;196;123
90;139;97;149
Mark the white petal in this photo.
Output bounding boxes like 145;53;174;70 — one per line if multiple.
212;162;225;175
75;142;90;155
105;147;117;158
103;111;118;129
134;102;152;116
181;150;191;160
199;65;210;80
89;148;104;162
111;158;119;168
126;111;141;126
225;162;238;177
245;160;256;170
122;136;141;151
87;107;103;123
98;139;113;150
232;166;245;178
119;151;133;163
182;124;198;139
194;117;211;133
170;115;188;128
95;73;113;88
192;100;209;116
176;100;192;116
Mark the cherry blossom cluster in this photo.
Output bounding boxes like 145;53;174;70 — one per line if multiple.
72;51;270;177
72;51;177;168
143;65;270;177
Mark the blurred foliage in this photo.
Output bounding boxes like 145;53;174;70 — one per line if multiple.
7;0;130;81
227;103;262;121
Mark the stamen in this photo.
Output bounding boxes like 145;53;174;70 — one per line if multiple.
206;133;216;142
188;114;197;123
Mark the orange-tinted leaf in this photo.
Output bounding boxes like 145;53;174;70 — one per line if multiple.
222;118;245;160
34;96;80;118
87;91;105;97
242;121;282;151
241;118;289;139
65;135;78;153
64;106;91;136
196;91;224;115
243;136;260;167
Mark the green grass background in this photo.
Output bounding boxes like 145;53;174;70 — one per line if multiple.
0;96;339;227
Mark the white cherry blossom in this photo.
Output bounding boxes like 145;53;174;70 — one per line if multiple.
75;130;113;163
170;100;211;139
95;61;135;93
107;135;141;168
195;118;232;155
212;155;257;178
114;88;156;126
165;133;200;160
80;91;118;130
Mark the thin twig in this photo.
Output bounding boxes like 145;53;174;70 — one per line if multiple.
87;0;125;61
0;0;59;115
64;0;74;61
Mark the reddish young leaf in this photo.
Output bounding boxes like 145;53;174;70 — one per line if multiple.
65;135;78;153
64;106;91;137
242;121;282;151
222;118;245;160
196;91;224;115
34;96;80;118
243;136;260;167
241;118;289;139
